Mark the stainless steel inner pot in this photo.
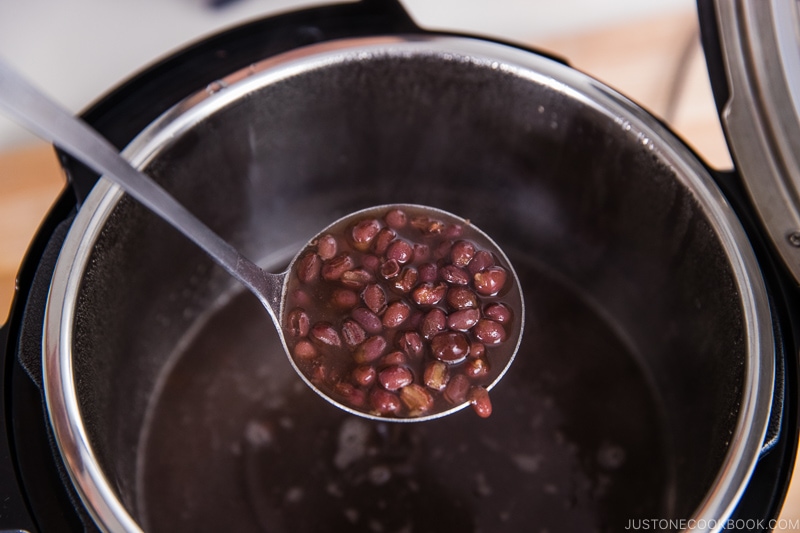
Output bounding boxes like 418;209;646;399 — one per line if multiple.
43;36;774;533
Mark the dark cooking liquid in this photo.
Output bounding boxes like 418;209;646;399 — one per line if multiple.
137;257;671;533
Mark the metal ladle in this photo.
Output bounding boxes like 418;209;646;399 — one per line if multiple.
0;59;523;421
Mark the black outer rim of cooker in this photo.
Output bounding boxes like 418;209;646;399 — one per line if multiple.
0;0;797;530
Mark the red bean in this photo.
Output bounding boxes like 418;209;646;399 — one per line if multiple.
474;319;507;345
362;254;381;272
296;251;321;283
469;342;486;359
407;311;424;330
381;350;407;366
308;362;327;384
335;382;366;407
473;266;507;296
484;302;512;323
351;365;376;386
469;386;493;418
464;356;490;379
322;254;355;281
412;282;447;306
444;373;470;404
443;223;463;239
293;339;317;360
386;240;413;264
354;336;387;364
352;307;383;334
431;331;470;363
433;240;452;260
446;287;478;310
393;267;418;293
421;308;447;340
384;208;408;229
317;234;338;260
286;308;310;338
413;243;430;262
397;331;423;358
439;264;470;286
424;361;449;391
362;284;387;314
383;301;411;328
311;322;342;347
417;262;438;283
331;289;359;310
380;259;401;279
400;384;434;414
370;388;402;415
351;218;381;251
340;268;374;289
467;250;495;275
289;288;312;308
447;309;480;331
410;215;445;235
372;227;396;255
341;320;367;347
450;240;476;267
379;365;413;391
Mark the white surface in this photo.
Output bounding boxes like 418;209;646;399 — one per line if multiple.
0;0;693;150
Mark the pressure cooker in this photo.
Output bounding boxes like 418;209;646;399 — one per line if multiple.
2;0;799;531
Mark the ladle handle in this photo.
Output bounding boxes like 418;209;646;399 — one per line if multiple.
0;59;283;320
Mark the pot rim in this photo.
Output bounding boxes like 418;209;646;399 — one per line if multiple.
42;34;774;533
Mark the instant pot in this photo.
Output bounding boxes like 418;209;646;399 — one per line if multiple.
2;0;800;531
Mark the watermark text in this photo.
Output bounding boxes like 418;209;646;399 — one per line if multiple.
625;518;800;530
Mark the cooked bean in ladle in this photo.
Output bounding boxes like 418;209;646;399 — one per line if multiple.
0;60;524;421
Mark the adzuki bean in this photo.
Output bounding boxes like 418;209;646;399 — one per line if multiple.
379;365;414;391
383;301;411;328
317;234;338;260
468;386;493;418
473;266;508;296
362;284;387;314
311;322;342;347
287;308;310;338
381;350;407;367
484;302;512;324
447;308;480;332
284;206;517;419
354;335;387;364
331;289;359;310
351;219;381;251
351;364;376;387
411;282;447;306
424;361;449;391
450;240;476;267
400;384;434;414
370;388;402;415
341;320;367;348
473;319;507;345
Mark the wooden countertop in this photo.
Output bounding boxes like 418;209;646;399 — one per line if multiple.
1;8;798;524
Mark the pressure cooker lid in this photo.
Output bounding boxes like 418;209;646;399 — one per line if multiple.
711;0;800;284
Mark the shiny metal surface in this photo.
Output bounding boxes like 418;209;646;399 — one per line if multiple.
714;0;800;285
42;35;774;532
